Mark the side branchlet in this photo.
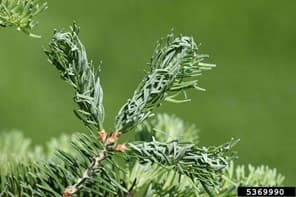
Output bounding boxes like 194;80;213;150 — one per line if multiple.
115;33;216;133
45;23;105;131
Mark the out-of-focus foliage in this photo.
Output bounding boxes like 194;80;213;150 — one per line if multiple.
125;161;285;197
212;162;286;196
135;113;199;143
0;130;72;175
0;0;47;37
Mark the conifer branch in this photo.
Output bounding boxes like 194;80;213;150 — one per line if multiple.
115;33;215;133
45;23;105;131
0;0;47;37
45;25;217;195
0;20;286;196
128;138;238;194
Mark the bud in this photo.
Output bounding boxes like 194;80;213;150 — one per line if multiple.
63;186;76;197
115;143;127;152
106;132;121;145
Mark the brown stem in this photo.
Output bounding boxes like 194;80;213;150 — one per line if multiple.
63;147;107;197
62;131;123;196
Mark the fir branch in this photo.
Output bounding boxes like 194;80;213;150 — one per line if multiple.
127;138;239;194
0;0;47;37
0;21;286;196
45;23;105;131
45;26;217;195
115;33;215;133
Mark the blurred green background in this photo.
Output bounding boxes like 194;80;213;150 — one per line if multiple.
0;0;295;184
